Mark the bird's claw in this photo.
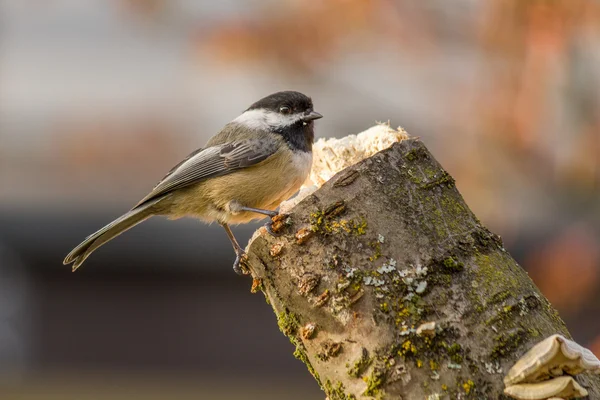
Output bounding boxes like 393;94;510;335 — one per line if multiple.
233;251;249;275
265;213;289;237
265;220;282;237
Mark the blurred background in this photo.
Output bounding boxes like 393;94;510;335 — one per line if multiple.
0;0;599;399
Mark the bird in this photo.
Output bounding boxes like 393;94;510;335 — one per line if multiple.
63;91;322;274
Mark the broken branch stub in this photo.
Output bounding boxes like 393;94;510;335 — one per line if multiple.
245;135;600;399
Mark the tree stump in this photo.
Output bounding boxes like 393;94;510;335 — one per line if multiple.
245;138;600;399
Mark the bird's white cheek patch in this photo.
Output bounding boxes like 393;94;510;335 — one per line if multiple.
233;109;302;130
233;109;270;130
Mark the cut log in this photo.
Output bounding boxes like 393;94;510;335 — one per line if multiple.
245;136;600;399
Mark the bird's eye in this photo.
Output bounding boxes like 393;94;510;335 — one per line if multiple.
279;106;291;114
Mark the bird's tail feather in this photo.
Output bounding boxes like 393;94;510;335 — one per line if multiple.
63;196;168;271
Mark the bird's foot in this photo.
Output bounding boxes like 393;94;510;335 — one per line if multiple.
265;213;289;237
233;251;249;275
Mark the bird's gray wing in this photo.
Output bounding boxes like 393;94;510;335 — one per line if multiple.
134;138;278;208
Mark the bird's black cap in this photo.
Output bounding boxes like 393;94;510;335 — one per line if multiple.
246;91;314;113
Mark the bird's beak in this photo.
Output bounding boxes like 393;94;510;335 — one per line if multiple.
301;111;323;121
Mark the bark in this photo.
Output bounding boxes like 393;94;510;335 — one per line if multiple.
244;138;600;399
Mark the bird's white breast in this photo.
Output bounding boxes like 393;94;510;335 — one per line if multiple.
291;150;313;182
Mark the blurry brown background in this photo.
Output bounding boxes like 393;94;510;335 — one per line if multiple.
0;1;599;399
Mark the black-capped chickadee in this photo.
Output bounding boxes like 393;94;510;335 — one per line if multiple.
64;91;322;274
